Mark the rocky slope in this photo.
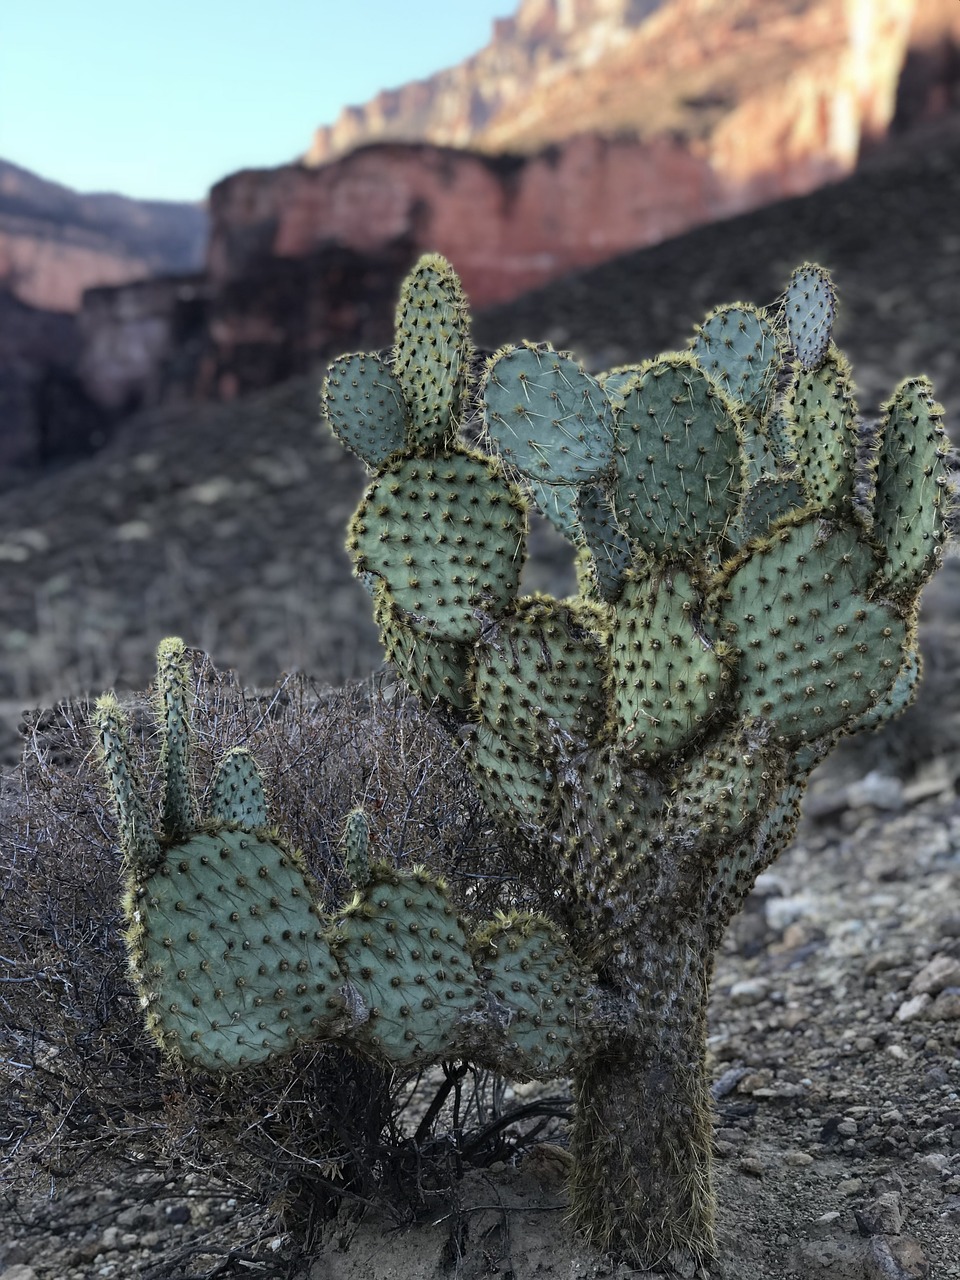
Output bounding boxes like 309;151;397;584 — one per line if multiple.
0;159;207;314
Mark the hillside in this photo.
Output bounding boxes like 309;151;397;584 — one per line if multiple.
0;118;957;764
0;158;207;313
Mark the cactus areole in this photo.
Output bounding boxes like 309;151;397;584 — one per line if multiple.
95;256;953;1271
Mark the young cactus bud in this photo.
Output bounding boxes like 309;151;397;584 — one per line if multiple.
341;806;372;889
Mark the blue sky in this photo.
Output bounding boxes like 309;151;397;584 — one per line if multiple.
2;1;514;203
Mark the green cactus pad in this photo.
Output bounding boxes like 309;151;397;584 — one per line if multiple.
844;649;921;736
577;485;633;603
373;581;474;711
714;517;907;745
340;807;372;889
736;475;811;543
472;913;594;1078
466;725;557;829
207;748;268;830
610;563;732;761
322;353;408;470
156;637;194;843
763;405;800;469
612;354;744;557
786;345;860;515
392;254;473;451
96;693;162;875
125;827;345;1071
528;477;583;543
347;448;527;642
872;378;950;600
473;597;609;758
691;303;780;415
668;719;787;846
784;263;837;372
483;342;614;485
332;868;481;1064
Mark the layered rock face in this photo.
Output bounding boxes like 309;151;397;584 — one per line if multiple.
305;0;945;170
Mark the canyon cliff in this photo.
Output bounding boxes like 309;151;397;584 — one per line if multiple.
8;0;959;480
305;0;960;166
0;159;207;314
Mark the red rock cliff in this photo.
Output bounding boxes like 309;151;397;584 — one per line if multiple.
304;0;945;168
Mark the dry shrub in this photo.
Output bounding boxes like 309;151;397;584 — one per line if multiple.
0;653;567;1256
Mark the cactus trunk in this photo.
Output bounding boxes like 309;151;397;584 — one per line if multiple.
569;931;715;1269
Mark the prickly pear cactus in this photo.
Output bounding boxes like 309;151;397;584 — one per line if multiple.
93;252;952;1275
96;641;601;1075
317;254;954;1268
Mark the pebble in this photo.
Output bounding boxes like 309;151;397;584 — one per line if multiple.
908;953;960;996
895;993;932;1022
728;977;770;1006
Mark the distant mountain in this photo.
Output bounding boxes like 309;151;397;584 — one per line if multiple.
0;159;207;312
305;0;960;166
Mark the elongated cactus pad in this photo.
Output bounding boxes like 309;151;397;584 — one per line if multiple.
872;377;950;600
784;262;837;372
393;253;473;451
610;564;732;760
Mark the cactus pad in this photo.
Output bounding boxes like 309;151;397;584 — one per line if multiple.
473;597;609;758
610;563;732;760
483;343;614;485
872;377;950;600
715;518;908;744
577;484;633;603
332;868;482;1063
392;254;472;450
466;725;558;829
612;355;744;556
322;353;408;470
348;448;527;641
473;913;595;1077
374;581;474;711
691;303;780;414
126;828;345;1070
784;262;837;372
786;345;859;515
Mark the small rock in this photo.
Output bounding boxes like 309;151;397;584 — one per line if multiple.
1;1268;39;1280
856;1190;904;1235
785;1151;815;1167
765;895;815;932
865;1233;929;1279
839;1178;864;1196
739;1156;765;1178
847;772;905;811
728;977;770;1006
895;993;932;1023
915;1153;948;1179
100;1226;122;1250
908;954;960;997
808;1210;843;1238
797;1238;865;1277
927;991;960;1021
